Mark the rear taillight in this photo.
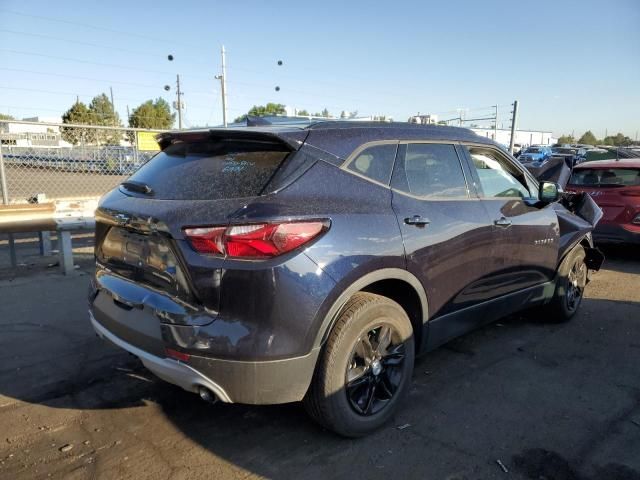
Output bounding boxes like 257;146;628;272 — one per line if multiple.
184;221;328;258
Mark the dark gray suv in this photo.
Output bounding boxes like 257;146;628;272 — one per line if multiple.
89;122;603;437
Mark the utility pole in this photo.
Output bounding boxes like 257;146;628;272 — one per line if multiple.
176;74;183;129
109;87;116;127
493;105;498;141
508;100;519;154
215;45;228;127
126;105;130;123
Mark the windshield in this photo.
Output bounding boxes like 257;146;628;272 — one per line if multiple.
526;148;541;153
569;168;640;187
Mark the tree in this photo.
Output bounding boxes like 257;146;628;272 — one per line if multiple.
577;130;597;145
557;134;575;145
61;100;94;145
233;103;286;123
340;110;347;119
296;109;310;116
603;133;633;146
0;113;15;121
88;93;122;144
321;108;330;118
129;98;174;130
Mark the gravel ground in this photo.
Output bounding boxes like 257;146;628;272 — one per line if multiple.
0;243;638;480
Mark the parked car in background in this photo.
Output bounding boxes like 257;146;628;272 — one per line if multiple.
512;143;525;156
551;146;587;166
566;159;640;244
88;122;603;437
518;145;552;164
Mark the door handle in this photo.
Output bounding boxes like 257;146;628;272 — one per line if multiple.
404;215;430;227
494;216;512;227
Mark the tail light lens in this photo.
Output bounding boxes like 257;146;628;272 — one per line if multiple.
184;221;328;258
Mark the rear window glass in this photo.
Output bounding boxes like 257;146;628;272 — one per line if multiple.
125;140;290;200
570;168;640;187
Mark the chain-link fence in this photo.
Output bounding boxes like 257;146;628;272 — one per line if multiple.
0;120;167;204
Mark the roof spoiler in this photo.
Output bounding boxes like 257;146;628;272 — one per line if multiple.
155;128;309;151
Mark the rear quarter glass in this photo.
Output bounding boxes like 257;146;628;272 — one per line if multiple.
124;139;291;200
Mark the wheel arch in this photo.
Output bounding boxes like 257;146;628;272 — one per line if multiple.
313;268;429;353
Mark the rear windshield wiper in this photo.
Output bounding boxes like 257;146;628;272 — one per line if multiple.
121;180;153;195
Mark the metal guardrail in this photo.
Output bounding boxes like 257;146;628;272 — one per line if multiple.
0;120;167;270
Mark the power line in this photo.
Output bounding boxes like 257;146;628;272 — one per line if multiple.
0;49;213;80
0;8;212;49
0;85;217;100
0;29;217;69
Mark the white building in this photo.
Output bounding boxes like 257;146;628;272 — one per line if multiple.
408;114;438;125
470;127;556;147
0;117;71;148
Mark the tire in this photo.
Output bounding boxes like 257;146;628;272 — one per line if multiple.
304;292;415;437
543;245;588;322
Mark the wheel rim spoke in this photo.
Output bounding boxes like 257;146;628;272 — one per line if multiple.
378;371;395;398
363;382;377;415
345;324;407;417
382;343;405;366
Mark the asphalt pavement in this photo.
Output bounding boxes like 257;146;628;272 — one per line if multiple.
0;243;638;480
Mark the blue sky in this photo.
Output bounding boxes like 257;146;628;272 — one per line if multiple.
0;0;638;138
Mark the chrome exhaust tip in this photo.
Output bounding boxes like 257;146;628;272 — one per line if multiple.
198;386;219;404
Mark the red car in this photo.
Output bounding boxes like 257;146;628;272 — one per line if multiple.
566;158;640;244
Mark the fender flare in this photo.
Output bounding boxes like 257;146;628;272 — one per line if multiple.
312;268;429;349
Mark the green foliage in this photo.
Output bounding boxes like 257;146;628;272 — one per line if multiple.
602;133;633;146
321;108;330;118
556;134;575;145
89;94;121;128
61;93;123;145
61;101;94;145
129;98;174;129
296;109;310;116
577;130;597;145
0;113;15;120
233;103;286;123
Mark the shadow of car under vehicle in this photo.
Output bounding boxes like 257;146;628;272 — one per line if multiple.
1;252;639;478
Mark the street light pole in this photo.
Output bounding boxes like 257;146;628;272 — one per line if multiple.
215;45;228;127
509;100;519;154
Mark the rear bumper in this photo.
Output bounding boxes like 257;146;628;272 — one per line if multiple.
90;311;232;402
593;223;640;245
90;309;320;404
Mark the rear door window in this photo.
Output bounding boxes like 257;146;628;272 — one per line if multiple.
125;140;290;200
346;143;398;185
391;143;468;198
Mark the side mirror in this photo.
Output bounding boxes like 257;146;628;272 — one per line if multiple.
539;181;561;203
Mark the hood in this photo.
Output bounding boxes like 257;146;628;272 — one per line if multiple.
525;156;573;188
